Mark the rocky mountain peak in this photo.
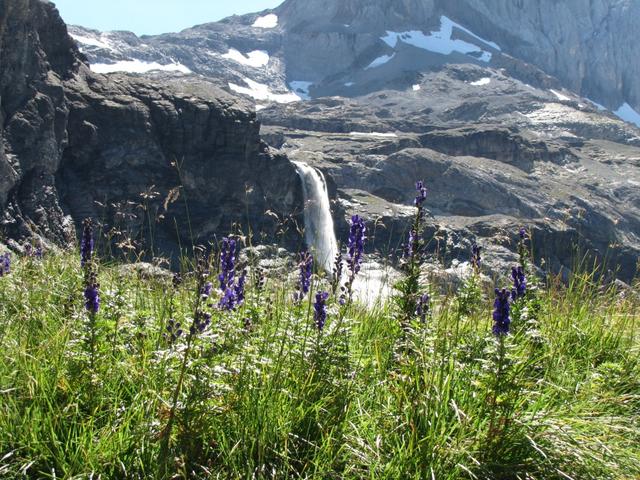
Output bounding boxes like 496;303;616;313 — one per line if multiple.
276;0;437;30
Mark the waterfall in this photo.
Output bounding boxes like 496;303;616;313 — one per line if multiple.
292;161;339;274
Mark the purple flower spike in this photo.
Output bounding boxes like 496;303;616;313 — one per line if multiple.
234;269;248;306
80;219;94;267
414;181;428;207
84;283;100;313
314;291;329;330
511;266;526;300
519;227;527;240
0;253;10;276
404;229;417;259
492;288;512;336
415;293;430;323
218;237;236;291
297;252;314;300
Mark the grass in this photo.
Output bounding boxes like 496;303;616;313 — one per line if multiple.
0;249;638;479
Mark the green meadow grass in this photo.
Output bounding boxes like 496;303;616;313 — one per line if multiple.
0;252;638;479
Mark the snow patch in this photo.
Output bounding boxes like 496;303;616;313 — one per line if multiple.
365;53;396;70
550;89;571;101
381;16;497;63
255;105;267;112
222;49;269;68
70;33;113;51
412;84;421;91
91;60;191;74
349;132;398;138
252;14;278;28
229;77;301;104
289;81;313;100
614;102;640;128
344;82;355;87
470;77;491;86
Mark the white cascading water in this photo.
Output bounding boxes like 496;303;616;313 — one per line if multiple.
292;161;339;274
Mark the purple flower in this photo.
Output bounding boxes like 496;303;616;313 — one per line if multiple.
218;237;236;291
403;229;417;259
201;281;213;299
519;227;527;240
164;319;183;344
84;283;100;313
415;293;430;323
414;181;428;207
471;243;482;271
347;215;366;279
314;291;329;330
172;272;183;289
80;219;94;267
0;253;10;276
333;250;343;283
297;252;313;300
234;269;248;306
511;266;526;300
219;287;236;311
191;311;212;335
216;238;247;311
492;288;512;336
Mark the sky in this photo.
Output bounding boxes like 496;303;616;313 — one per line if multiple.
52;0;284;35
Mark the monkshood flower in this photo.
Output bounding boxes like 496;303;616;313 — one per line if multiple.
80;218;94;267
201;281;213;299
414;181;428;208
219;287;236;311
403;229;417;260
84;279;100;313
190;311;212;335
164;319;183;345
218;237;236;291
24;244;43;259
511;266;526;300
347;215;366;278
333;250;343;283
519;227;526;240
294;252;313;302
471;243;482;272
492;288;512;336
0;253;10;276
234;269;248;306
314;291;329;331
218;271;247;311
415;293;430;323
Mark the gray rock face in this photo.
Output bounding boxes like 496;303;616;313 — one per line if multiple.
260;64;640;281
0;0;303;258
3;0;640;283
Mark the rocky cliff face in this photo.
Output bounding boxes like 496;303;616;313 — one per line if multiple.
0;0;303;257
3;0;640;282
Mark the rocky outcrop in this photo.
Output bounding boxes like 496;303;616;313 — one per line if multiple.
0;0;303;257
261;63;640;282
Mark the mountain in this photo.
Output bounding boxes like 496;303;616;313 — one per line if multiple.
1;0;639;281
0;0;303;259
